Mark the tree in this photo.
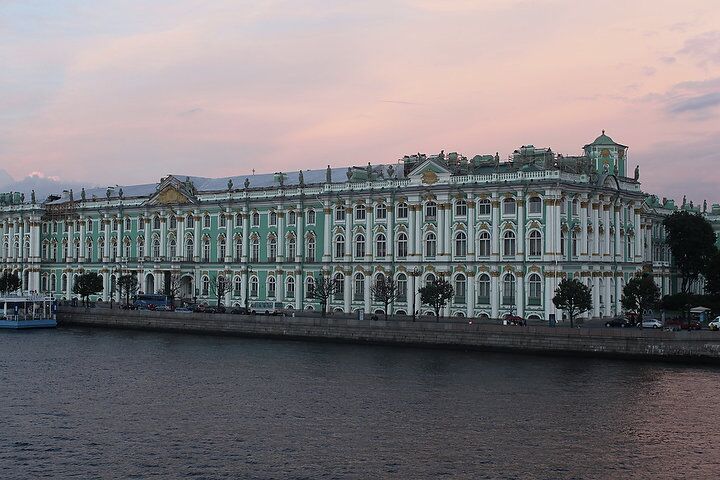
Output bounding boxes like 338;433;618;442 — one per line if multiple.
663;211;717;294
621;273;660;323
209;274;228;307
308;273;339;317
0;271;21;295
552;278;592;328
72;272;104;308
371;274;398;321
704;249;720;297
118;274;139;308
164;271;183;307
419;279;454;320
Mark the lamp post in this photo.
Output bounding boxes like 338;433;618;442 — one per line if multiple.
412;266;422;322
244;267;255;312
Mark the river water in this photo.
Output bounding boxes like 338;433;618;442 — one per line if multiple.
1;327;719;479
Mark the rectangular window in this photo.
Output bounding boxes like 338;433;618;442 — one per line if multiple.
397;204;408;219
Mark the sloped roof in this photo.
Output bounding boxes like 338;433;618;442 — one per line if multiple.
584;130;627;148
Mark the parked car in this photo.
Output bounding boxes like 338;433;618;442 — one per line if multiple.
174;307;193;313
639;318;663;329
605;317;632;328
666;318;703;331
231;307;250;315
503;314;525;326
709;316;720;331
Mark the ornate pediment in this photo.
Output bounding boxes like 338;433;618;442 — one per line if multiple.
407;159;452;184
145;176;197;206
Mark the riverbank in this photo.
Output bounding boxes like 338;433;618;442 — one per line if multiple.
57;307;720;363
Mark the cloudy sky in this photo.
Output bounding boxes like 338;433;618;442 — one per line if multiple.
1;0;719;203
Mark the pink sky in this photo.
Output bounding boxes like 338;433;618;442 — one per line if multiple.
1;0;719;203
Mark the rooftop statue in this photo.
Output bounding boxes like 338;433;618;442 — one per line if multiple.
366;162;372;177
278;172;284;187
81;188;86;202
118;188;124;199
69;189;73;202
244;178;250;190
106;188;111;200
227;179;233;191
298;170;304;187
31;190;35;204
346;167;352;181
682;195;687;207
634;165;640;181
704;199;707;213
326;165;332;183
20;193;25;203
387;165;395;178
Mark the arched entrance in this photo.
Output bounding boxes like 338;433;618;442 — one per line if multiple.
180;275;193;300
145;274;155;294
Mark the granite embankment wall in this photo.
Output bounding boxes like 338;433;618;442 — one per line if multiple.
57;307;720;363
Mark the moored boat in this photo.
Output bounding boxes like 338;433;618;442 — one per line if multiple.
0;295;57;329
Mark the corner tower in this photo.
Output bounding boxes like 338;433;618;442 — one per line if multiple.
583;130;628;176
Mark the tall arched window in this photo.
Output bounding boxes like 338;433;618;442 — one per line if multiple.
251;211;260;226
455;200;467;217
203;214;211;228
477;199;491;216
250;276;259;297
186;214;194;228
306;236;316;261
123;238;131;258
201;275;210;296
354;234;366;258
268;236;277;261
234;235;242;260
375;204;387;220
202;237;211;261
335;205;345;222
267;276;276;297
396;273;407;302
503;274;516;305
396;202;408;219
335;234;345;259
136;237;144;258
185;236;194;260
170;216;177;229
353;273;364;301
454;274;466;303
425;232;437;257
455;231;467;257
478;231;490;257
561;230;567;257
333;273;344;300
572;231;578;257
477;274;490;303
288;236;297;259
286;276;295;298
306;209;316;224
218;236;226;261
219;214;226;228
528;273;542;305
355;204;366;221
528;230;542;257
503;231;516;257
168;238;177;258
425;201;437;220
375;233;386;258
152;237;160;258
269;211;277;226
251;238;259;262
528;196;542;214
153;216;161;230
397;232;408;258
234;276;242;295
503;198;516;216
305;277;315;298
288;210;296;225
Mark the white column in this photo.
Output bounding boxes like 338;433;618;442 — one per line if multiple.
78;219;86;262
592;201;600;257
603;205;611;261
343;272;351;313
365;203;372;262
634;207;642;261
242;209;250;261
294;271;302;310
19;220;26;261
580;198;588;260
386;198;394;260
344;201;352;259
177;216;185;261
604;275;612;317
414;203;422;256
467;272;475;318
614;206;621;260
437;202;445;257
408;203;416;256
193;213;201;260
103;218;110;262
408;273;416;316
323;202;331;261
364;271;371;313
615;274;622;314
296;205;304;262
277;208;285;261
545;274;555;319
491;196;500;261
517;195;525;260
516;273;524;319
467;197;475;256
159;215;167;258
490;272;499;319
592;275;600;317
225;208;233;263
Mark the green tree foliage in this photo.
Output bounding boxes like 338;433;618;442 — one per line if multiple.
307;274;339;317
72;272;104;307
552;278;592;327
621;273;660;322
663;211;717;294
704;250;720;297
419;279;454;320
118;274;139;308
0;271;21;295
370;274;398;321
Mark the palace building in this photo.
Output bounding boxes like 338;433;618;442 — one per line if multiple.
1;132;716;320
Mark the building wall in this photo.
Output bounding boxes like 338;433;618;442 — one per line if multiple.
0;170;666;319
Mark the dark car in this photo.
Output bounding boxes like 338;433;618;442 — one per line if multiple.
503;314;525;326
605;317;632;328
667;319;702;331
231;307;250;315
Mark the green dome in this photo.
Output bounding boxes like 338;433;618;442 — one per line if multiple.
591;130;616;145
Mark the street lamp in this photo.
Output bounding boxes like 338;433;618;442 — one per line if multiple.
412;266;422;322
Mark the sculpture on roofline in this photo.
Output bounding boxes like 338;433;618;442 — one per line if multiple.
682;195;687;207
81;188;86;202
298;170;304;187
387;165;395;178
346;167;352;181
704;199;707;213
118;188;123;199
31;190;35;204
326;165;332;183
244;178;250;190
634;165;640;181
227;179;233;191
69;189;74;202
20;193;25;203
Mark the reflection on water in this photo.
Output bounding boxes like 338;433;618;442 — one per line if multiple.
1;327;718;479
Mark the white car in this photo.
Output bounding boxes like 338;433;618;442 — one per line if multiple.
709;316;720;331
640;318;663;329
